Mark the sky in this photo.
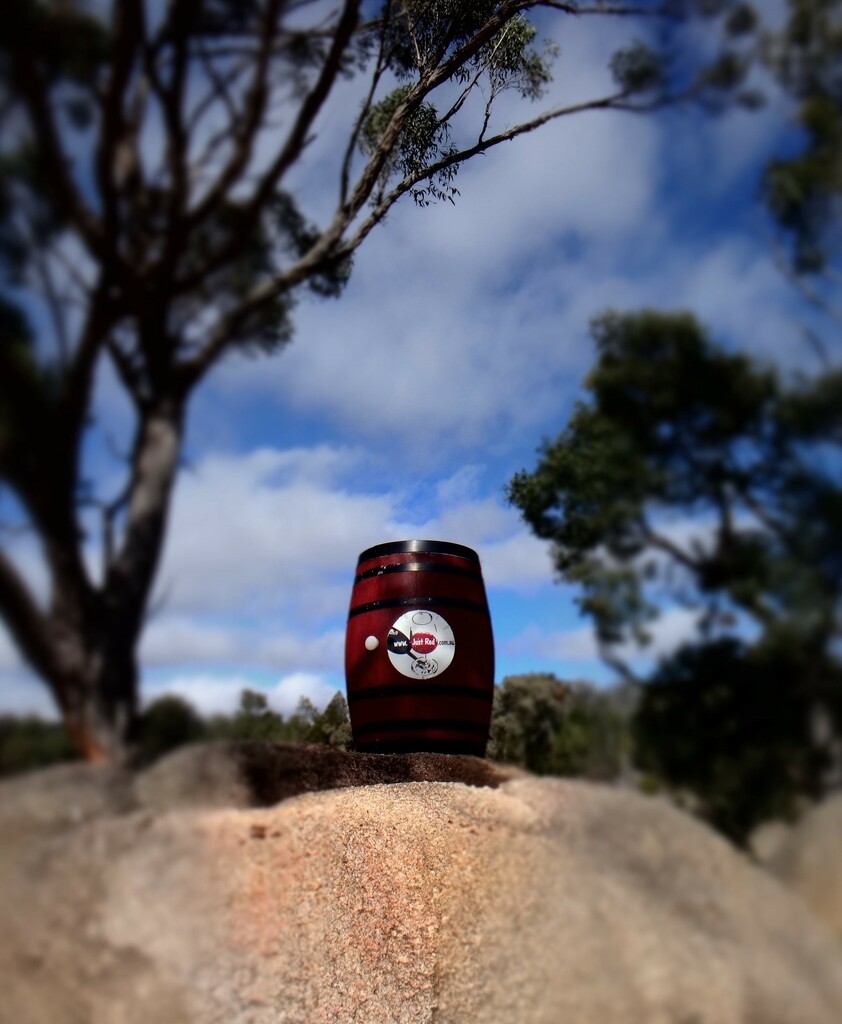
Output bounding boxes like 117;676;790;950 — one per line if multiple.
0;0;824;720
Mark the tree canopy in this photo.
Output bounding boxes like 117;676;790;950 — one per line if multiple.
762;0;842;278
488;672;632;779
508;311;842;839
507;1;842;840
509;311;841;664
0;0;752;761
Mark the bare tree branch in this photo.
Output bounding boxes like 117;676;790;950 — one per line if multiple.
339;89;647;257
158;1;203;271
639;520;702;572
539;1;680;16
107;337;147;409
340;4;394;203
10;57;105;262
65;281;123;439
96;0;145;252
176;0;667;330
598;637;642;685
435;20;511;128
186;0;283;226
179;74;660;389
181;0;362;271
49;241;97;303
92;481;133;579
193;39;242;129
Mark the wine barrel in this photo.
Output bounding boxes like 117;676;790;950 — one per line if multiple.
344;540;495;755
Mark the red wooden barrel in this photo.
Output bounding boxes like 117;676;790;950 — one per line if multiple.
344;540;495;755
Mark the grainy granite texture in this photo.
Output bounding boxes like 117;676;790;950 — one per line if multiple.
1;747;841;1023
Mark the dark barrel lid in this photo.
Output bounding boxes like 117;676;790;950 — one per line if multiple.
357;539;479;564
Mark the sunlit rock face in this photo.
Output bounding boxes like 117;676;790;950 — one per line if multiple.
767;792;842;944
1;749;841;1024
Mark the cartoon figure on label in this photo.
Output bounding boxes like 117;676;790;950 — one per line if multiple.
386;610;456;679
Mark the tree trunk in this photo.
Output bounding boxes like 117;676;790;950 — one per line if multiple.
55;646;139;764
44;399;185;764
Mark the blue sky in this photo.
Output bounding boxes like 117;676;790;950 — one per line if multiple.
1;0;826;719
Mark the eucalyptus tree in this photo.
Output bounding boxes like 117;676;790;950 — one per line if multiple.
508;311;842;674
762;0;842;285
508;311;842;837
0;0;741;760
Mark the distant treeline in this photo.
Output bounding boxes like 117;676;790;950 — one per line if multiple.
0;688;353;778
3;672;833;846
0;677;631;782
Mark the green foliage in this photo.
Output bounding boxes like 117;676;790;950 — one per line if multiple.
383;0;498;77
634;638;842;842
0;688;350;773
197;0;262;35
205;688;349;746
610;42;664;95
725;4;759;37
482;16;553;101
269;194;353;300
361;82;462;206
361;85;450;180
136;695;207;766
508;310;838;654
167;193;352;358
382;0;552;95
548;683;632;781
4;1;110;86
145;689;348;756
698;50;750;92
489;673;568;773
489;673;632;780
301;691;352;749
0;714;78;776
215;688;300;742
361;4;556;205
764;93;842;272
510;310;842;842
761;0;842;273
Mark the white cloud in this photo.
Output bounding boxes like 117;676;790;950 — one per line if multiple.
142;670;339;719
214;138;804;459
510;607;705;665
0;443;560;719
157;446;395;617
142;673;252;716
140;617;345;674
140;619;243;665
254;630;346;674
205;18;669;457
154;444;556;625
268;672;339;717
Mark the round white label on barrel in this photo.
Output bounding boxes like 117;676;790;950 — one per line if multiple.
386;610;455;678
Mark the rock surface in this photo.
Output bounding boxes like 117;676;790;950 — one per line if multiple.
134;741;520;812
1;749;841;1024
767;792;842;942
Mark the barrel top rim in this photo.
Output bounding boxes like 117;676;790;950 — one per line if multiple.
357;539;479;563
